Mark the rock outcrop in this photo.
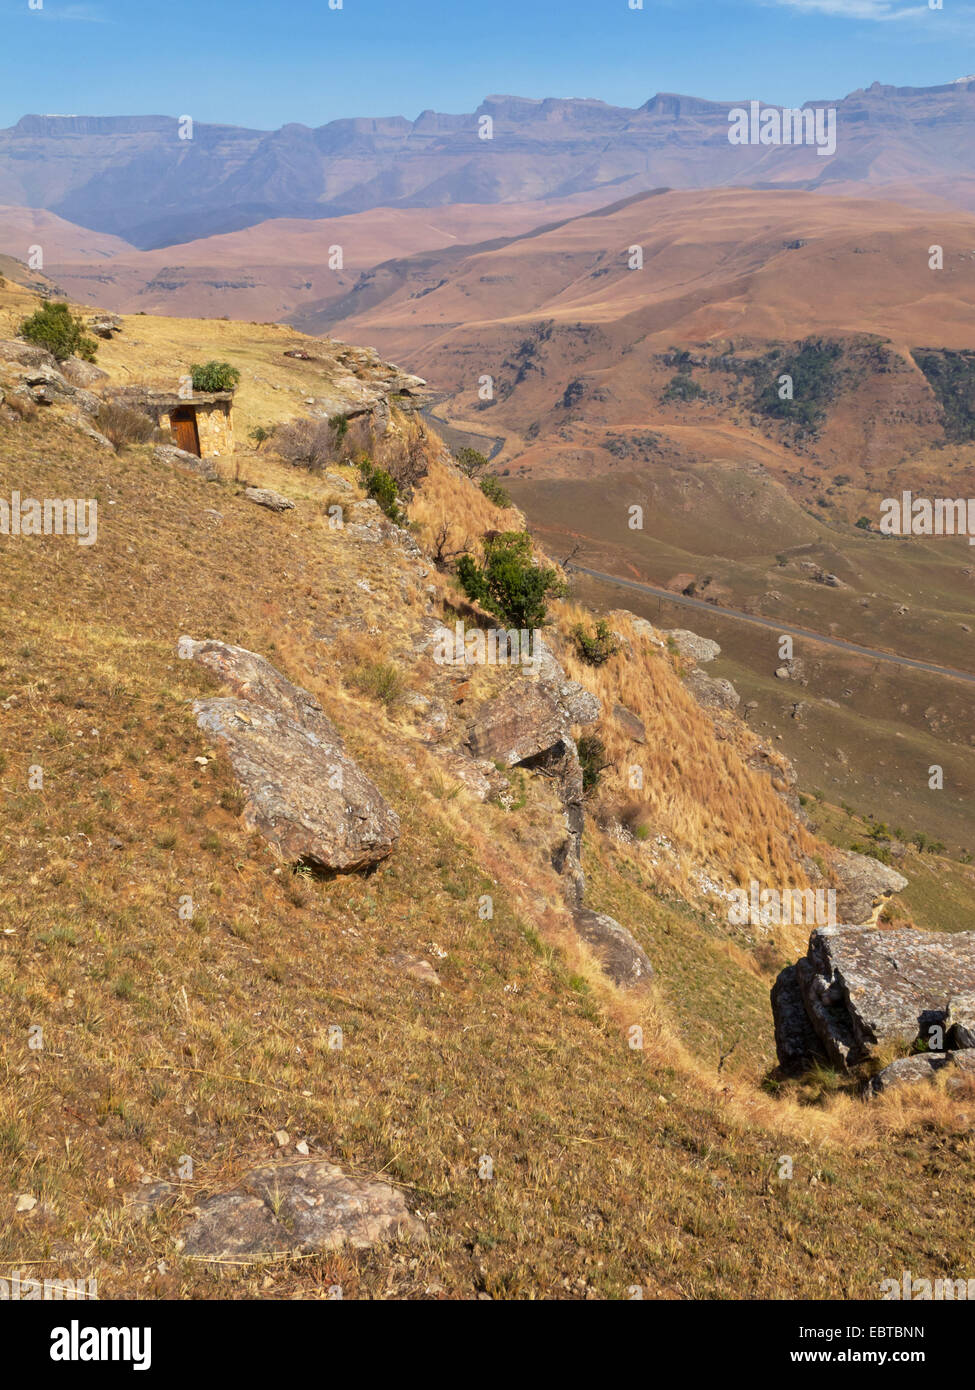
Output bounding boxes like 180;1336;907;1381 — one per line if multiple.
154;444;218;482
831;849;908;925
772;925;975;1073
865;1050;975;1096
684;668;740;713
572;909;654;990
243;486;295;512
465;668;597;904
181;1160;423;1259
180;637;399;873
665;629;721;663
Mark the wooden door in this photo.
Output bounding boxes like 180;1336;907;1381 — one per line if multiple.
171;409;201;456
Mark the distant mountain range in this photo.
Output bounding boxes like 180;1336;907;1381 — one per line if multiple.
5;80;975;248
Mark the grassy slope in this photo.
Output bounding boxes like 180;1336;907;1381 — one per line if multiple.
2;312;975;1300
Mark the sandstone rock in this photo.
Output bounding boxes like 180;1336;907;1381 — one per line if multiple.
89;314;122;339
684;668;740;712
466;682;570;768
831;849;908;926
243;486;294;512
181;638;341;743
665;629;720;662
774;926;975;1071
612;702;646;743
532;642;601;726
181;1160;423;1259
0;338;58;370
946;994;975;1049
154;443;218;482
865;1050;975;1096
75;422;115;450
466;679;586;902
60;355;108;388
572;909;653;989
388;951;441;986
432;748;505;802
181;637;399;873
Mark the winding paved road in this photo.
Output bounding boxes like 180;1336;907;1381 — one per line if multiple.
568;563;975;688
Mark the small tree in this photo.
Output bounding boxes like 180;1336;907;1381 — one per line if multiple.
456;446;489;479
190;361;240;392
457;531;565;629
19;301;97;363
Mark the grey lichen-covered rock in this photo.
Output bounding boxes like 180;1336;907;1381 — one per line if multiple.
243;486;295;512
864;1050;975;1096
60;355;108;388
945;994;975;1049
465;677;590;903
531;639;601;726
572;909;653;990
466;681;570;768
89;313;122;338
684;668;740;712
774;926;975;1071
154;444;218;482
831;849;908;926
180;637;399;873
180;1161;423;1259
665;629;721;662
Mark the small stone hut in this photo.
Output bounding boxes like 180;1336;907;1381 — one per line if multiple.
112;387;234;458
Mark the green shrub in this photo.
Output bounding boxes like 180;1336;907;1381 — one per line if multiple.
663;374;702;402
577;734;609;794
457;531;566;629
571;618;621;666
189;361;240;393
479;475;510;508
19;301;97;363
358;460;402;522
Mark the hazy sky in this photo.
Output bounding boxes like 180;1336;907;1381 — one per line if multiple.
1;0;972;129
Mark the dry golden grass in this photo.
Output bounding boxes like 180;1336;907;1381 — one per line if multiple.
1;285;974;1301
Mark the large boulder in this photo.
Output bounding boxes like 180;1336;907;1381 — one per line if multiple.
864;1050;975;1096
665;629;721;663
181;1160;423;1259
684;668;740;712
60;356;108;388
466;682;570;768
572;909;653;990
180;638;399;873
243;486;294;512
465;672;595;903
773;926;975;1072
831;849;908;926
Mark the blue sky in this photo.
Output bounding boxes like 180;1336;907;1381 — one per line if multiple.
1;0;972;130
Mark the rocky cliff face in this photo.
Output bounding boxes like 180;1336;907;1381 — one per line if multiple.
6;80;975;245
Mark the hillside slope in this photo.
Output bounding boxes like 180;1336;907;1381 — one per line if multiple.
1;289;974;1300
